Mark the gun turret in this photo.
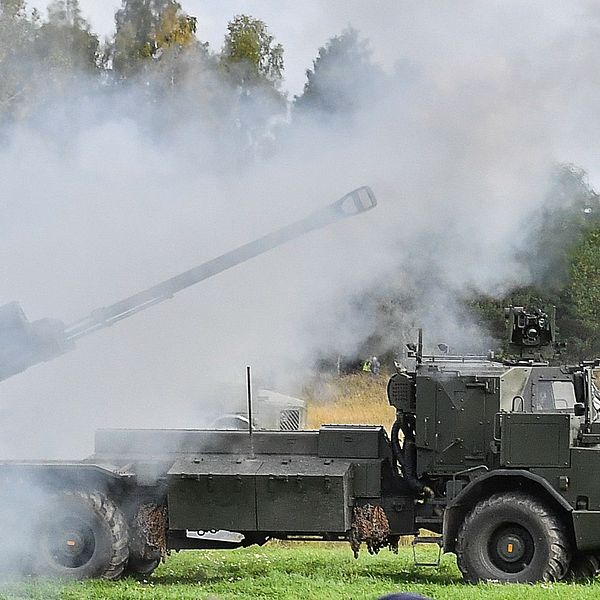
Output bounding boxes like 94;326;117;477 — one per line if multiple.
504;305;556;362
0;186;376;381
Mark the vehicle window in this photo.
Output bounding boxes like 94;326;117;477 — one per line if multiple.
533;380;576;411
535;381;555;410
592;370;600;421
551;381;576;410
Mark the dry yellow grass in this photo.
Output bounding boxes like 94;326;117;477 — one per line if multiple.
304;373;395;431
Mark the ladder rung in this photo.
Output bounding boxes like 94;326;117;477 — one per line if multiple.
415;517;443;523
413;536;443;545
412;536;443;568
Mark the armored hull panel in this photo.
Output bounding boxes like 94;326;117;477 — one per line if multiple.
167;457;262;531
255;458;352;532
166;455;353;533
94;426;390;460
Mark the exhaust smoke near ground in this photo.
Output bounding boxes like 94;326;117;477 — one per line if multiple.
2;1;600;458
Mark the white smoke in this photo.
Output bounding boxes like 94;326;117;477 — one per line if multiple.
3;1;600;458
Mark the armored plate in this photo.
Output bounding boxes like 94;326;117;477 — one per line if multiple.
318;425;388;459
255;457;352;532
94;429;320;457
167;456;262;531
500;413;571;468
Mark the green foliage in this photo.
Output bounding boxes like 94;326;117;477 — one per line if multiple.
0;546;598;599
222;14;283;85
466;165;600;362
111;0;197;75
36;0;99;75
522;164;600;290
295;27;383;116
0;0;97;123
0;1;39;121
567;226;600;356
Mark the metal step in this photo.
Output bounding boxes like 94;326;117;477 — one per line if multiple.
412;535;443;568
415;516;443;524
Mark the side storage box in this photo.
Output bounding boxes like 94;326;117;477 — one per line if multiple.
499;413;571;468
167;457;262;531
256;457;352;533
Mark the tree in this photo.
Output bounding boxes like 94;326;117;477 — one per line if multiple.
567;227;600;356
221;14;283;86
110;0;197;76
218;15;286;158
0;0;39;121
294;27;383;117
522;164;600;291
36;0;99;76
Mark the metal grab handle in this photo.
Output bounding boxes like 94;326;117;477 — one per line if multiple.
493;413;503;442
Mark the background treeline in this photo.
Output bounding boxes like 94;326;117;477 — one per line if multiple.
360;164;600;364
2;0;600;364
0;0;377;155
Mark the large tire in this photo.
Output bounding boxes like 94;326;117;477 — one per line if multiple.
124;557;161;579
456;492;570;583
33;491;129;580
569;553;600;581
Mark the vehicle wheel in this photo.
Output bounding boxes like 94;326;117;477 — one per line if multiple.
34;491;129;580
456;492;569;583
569;553;600;580
124;556;160;578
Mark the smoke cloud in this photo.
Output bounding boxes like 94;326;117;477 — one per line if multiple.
3;1;600;459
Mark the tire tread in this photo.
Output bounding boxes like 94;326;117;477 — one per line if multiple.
456;491;569;583
42;490;129;580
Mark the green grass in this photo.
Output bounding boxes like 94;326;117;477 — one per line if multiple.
0;543;599;600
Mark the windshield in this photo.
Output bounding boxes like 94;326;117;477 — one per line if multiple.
533;380;576;412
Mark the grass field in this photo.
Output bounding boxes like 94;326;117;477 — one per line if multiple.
1;544;599;600
304;373;394;430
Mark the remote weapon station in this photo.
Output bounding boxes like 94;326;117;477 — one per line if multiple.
1;190;600;584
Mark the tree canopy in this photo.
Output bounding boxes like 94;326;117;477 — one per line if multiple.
294;27;383;116
221;14;283;86
110;0;197;75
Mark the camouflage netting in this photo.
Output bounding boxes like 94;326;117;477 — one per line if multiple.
130;503;169;562
349;504;398;558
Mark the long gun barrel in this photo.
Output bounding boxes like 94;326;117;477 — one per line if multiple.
0;187;376;381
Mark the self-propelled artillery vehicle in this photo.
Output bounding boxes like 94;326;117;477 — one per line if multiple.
2;196;600;583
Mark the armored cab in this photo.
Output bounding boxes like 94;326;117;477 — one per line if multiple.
387;306;600;583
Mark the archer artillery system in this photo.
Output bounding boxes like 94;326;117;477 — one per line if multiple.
2;192;600;585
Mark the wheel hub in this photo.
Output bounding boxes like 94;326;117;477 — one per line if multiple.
488;523;535;574
48;517;96;568
62;530;85;555
496;533;526;563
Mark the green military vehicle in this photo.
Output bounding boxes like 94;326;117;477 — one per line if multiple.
1;187;600;584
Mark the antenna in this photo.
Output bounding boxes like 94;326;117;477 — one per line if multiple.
246;365;255;458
